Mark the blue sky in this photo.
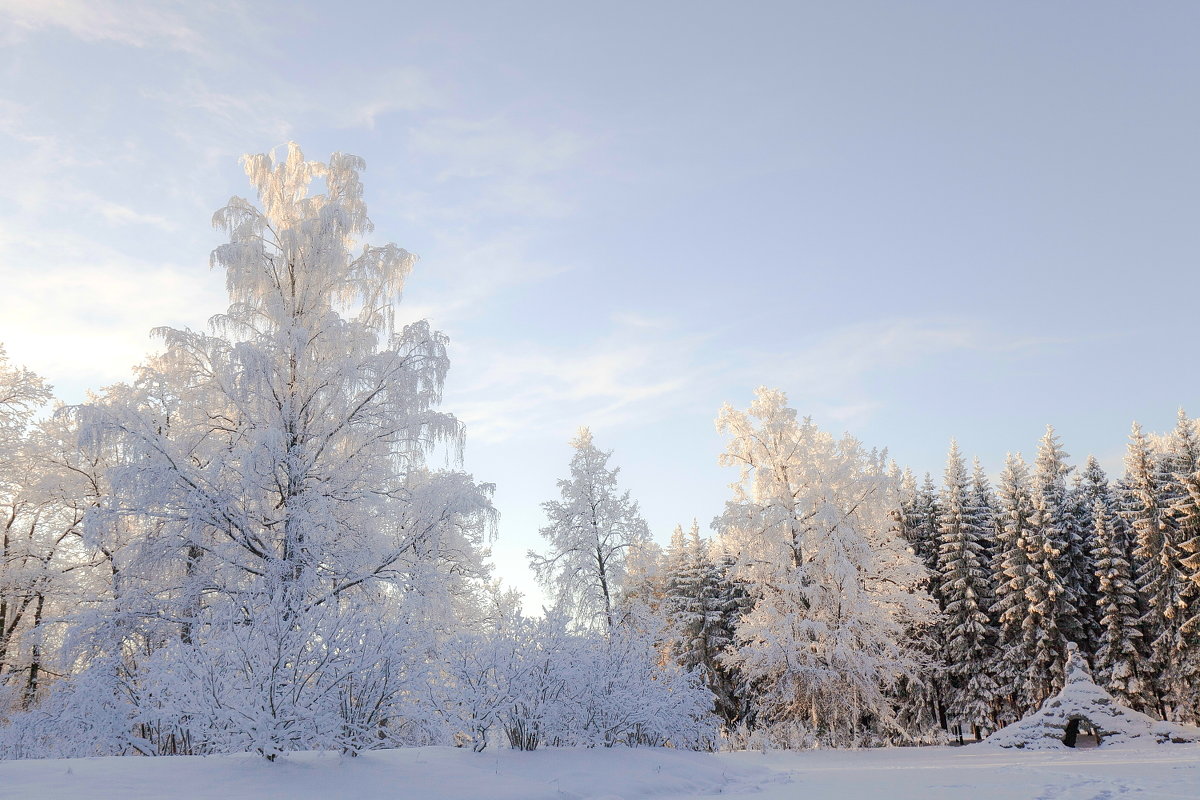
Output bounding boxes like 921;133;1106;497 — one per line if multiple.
2;1;1198;607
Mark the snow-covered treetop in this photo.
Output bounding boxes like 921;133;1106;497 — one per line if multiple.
1062;641;1094;688
211;142;416;335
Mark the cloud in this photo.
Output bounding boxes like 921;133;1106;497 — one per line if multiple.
336;68;441;129
411;117;587;180
736;316;1081;433
746;317;981;429
407;116;594;218
0;0;205;54
782;317;978;385
394;229;570;329
443;316;1003;446
0;222;224;398
144;78;297;159
94;200;178;231
448;315;707;443
147;65;443;174
0;98;182;228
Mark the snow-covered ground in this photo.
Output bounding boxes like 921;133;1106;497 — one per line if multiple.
1;743;1196;800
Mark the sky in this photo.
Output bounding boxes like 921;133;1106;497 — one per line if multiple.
1;1;1198;608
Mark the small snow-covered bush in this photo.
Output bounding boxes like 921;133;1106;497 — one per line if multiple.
431;607;718;753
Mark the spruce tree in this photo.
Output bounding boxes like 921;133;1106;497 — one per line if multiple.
992;453;1035;722
969;457;1000;573
1079;456;1127;553
1122;421;1181;717
891;468;944;740
1001;427;1088;711
1092;499;1150;710
663;522;752;732
936;442;999;741
1072;456;1118;648
1019;504;1069;710
910;474;942;576
1066;473;1101;648
1164;410;1200;721
1030;426;1086;649
1173;470;1200;722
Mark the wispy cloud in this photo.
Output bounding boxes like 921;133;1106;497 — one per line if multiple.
781;317;978;384
0;0;205;54
336;68;441;129
446;316;1005;445
0;100;101;212
395;230;570;327
449;315;708;443
412;117;587;179
93;199;178;231
0;222;223;397
382;116;596;332
0;91;195;226
737;316;1079;432
407;116;594;218
748;317;982;429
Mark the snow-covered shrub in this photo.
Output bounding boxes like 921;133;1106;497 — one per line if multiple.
429;605;717;753
569;617;715;750
499;611;576;751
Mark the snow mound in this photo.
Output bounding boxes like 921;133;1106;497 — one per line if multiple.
984;642;1200;750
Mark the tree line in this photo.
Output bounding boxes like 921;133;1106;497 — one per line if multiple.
0;143;1195;758
626;405;1200;746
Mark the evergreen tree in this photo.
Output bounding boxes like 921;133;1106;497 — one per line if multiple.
1030;426;1086;650
1164;410;1200;721
992;453;1035;723
890;468;943;741
1122;421;1182;717
662;521;752;732
936;442;999;741
1078;456;1115;514
913;472;949;734
1092;499;1150;710
1066;473;1101;647
1072;456;1119;648
969;457;1000;572
910;474;942;576
999;427;1095;713
1079;456;1129;554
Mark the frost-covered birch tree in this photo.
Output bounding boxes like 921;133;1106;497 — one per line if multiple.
0;349;60;707
529;428;650;631
715;387;932;746
28;143;496;758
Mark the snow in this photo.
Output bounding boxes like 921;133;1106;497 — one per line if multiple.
1;743;1197;800
984;642;1200;750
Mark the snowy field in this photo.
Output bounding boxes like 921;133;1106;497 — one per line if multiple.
1;743;1196;800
